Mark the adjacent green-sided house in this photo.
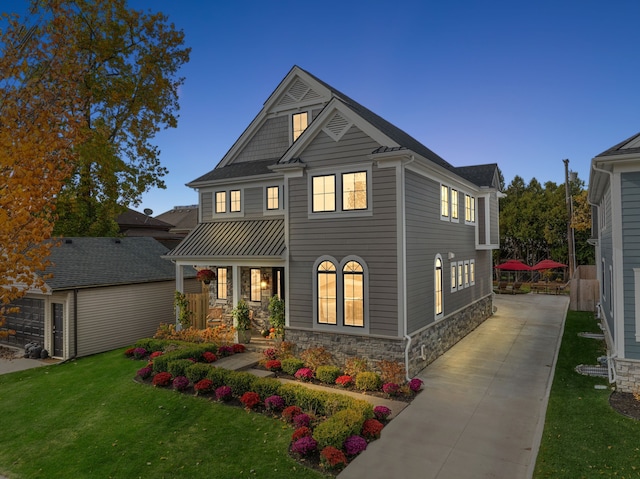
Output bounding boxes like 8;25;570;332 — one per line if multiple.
165;66;501;377
589;131;640;392
2;237;198;360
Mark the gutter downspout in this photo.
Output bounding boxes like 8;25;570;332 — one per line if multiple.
401;156;414;382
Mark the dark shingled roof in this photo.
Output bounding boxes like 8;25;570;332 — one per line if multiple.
188;158;279;186
165;219;285;259
595;131;640;158
43;237;181;290
454;164;499;188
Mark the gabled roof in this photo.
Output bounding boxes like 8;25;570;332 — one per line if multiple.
43;237;180;290
117;208;173;230
165;219;285;260
188;158;278;185
454;164;500;188
155;205;198;233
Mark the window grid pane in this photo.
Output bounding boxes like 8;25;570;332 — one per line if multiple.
318;261;337;324
342;172;367;210
230;190;241;212
250;269;261;302
267;186;279;210
217;268;227;299
435;259;443;315
313;175;336;212
343;261;363;327
441;185;449;217
216;191;226;213
292;112;308;141
451;189;458;219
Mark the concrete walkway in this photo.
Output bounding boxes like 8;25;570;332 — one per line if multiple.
339;293;569;479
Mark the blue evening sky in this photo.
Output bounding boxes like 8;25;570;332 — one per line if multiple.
6;0;640;215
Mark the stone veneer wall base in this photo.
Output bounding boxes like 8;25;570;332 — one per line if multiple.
286;295;493;378
614;358;640;393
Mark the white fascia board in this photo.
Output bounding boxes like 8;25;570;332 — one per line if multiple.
405;156;486;193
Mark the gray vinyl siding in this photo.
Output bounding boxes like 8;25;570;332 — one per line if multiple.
404;171;482;334
477;197;486;245
74;281;179;357
201;191;213;220
244;186;264;217
489;192;500;245
621;172;640;359
235;116;289;163
287;127;398;336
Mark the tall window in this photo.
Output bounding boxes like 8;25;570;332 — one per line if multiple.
217;268;227;300
292;112;308;141
312;175;336;212
317;261;337;324
451;189;459;220
451;263;457;292
464;261;470;287
250;269;261;302
343;261;364;327
441;185;449;218
465;194;475;223
458;261;464;289
342;172;367;210
215;191;226;213
267;186;279;210
435;257;443;316
470;260;475;285
230;190;241;212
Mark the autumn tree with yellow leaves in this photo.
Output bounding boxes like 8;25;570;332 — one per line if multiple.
0;0;189;331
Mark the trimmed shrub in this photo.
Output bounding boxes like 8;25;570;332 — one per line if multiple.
281;357;305;376
185;363;213;383
278;382;373;418
134;338;172;353
225;370;257;397
355;371;382;392
206;367;228;389
313;408;367;450
152;345;218;373
167;359;195;378
343;357;369;377
251;377;282;400
316;365;342;384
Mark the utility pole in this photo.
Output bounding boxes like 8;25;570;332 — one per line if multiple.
563;159;575;279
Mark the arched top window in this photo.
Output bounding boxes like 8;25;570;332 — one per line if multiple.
319;261;336;273
343;261;363;273
435;255;444;318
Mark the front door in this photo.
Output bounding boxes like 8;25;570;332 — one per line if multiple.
52;303;64;358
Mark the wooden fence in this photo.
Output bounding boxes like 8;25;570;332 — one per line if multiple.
185;293;208;329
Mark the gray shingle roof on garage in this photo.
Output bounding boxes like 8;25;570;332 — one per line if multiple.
165;218;285;259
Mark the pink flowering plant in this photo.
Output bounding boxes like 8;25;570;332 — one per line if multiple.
294;367;314;381
409;377;424;392
217;345;234;357
263;348;278;361
292;426;312;442
173;376;190;391
344;435;368;456
382;382;401;396
361;419;384;440
282;405;303;423
293;413;311;428
373;405;392;421
264;395;285;412
291;436;318;457
215;385;233;402
136;366;153;379
132;347;147;359
149;351;163;360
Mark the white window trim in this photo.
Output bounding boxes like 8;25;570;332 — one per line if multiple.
308;164;373;219
465;193;476;225
435;255;444;319
470;259;476;286
451;263;457;292
464;260;470;288
311;255;369;333
457;261;464;289
451;188;459;223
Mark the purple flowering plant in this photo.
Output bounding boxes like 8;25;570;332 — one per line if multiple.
173;376;190;391
264;395;285;411
409;378;424;392
215;385;233;401
291;436;318;456
344;435;368;456
373;405;392;421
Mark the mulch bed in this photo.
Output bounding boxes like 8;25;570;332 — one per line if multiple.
609;391;640;420
0;345;20;360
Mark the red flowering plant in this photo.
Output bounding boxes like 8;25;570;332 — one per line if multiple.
217;345;234;357
373;405;392;421
240;391;261;410
409;378;424;393
294;367;314;382
201;351;218;363
149;351;164;360
263;348;278;361
361;419;384;440
215;386;233;402
291;426;312;442
152;372;172;387
194;379;213;395
320;446;348;472
291;436;317;457
282;405;303;423
265;359;281;372
196;269;216;283
382;382;401;396
173;376;190;391
232;343;246;354
343;435;367;456
124;348;135;357
335;375;353;387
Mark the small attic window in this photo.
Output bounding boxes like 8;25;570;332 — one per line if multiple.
292;112;308;142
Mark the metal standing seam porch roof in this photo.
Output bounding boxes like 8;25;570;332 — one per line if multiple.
164;218;286;260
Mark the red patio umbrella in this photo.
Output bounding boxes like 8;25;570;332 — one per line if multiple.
494;259;532;271
531;259;567;270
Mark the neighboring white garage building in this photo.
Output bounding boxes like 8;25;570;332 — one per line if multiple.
2;237;198;359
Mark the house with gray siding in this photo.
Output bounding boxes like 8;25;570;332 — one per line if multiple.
2;237;198;360
166;66;501;377
589;131;640;392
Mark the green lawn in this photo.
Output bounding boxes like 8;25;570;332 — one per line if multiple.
0;349;326;479
534;311;640;478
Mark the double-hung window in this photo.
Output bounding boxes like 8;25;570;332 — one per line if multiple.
342;172;367;210
343;261;364;327
230;190;241;212
250;269;261;302
292;112;308;142
215;192;226;213
312;175;336;212
217;268;227;300
465;194;476;223
267;186;279;210
451;189;459;221
441;185;449;219
310;168;370;216
435;257;443;316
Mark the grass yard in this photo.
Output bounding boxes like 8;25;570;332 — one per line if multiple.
0;348;327;479
534;311;640;478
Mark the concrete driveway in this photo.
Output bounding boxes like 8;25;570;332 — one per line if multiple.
0;345;54;375
339;293;569;479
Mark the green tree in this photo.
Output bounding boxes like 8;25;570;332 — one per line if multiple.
42;0;191;236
